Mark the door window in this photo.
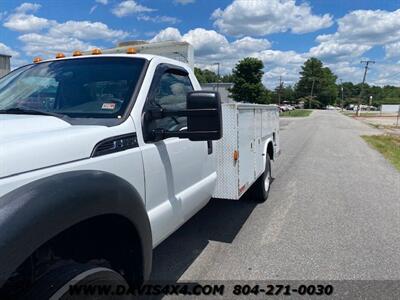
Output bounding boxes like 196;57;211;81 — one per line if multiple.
148;71;193;133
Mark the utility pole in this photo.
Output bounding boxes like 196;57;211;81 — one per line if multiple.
340;79;344;111
213;62;220;92
309;77;316;109
357;60;375;116
277;75;283;106
368;96;373;112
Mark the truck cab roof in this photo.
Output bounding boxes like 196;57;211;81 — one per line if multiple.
31;53;192;71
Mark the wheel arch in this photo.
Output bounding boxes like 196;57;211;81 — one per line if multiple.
263;138;275;166
0;170;152;288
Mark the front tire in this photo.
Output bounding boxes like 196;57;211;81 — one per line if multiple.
23;261;130;300
252;155;272;203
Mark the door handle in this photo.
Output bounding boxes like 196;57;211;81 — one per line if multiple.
207;140;213;155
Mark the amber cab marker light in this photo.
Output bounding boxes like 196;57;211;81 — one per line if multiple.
33;57;43;63
55;53;65;59
73;50;82;57
126;47;137;54
233;150;239;161
92;48;102;55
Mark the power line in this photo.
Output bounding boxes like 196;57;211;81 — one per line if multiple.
377;70;400;81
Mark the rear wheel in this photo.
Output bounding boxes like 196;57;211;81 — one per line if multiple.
252;155;272;203
23;261;130;300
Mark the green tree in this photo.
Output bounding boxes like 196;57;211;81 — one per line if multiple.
282;85;296;103
270;85;295;104
230;57;267;103
221;73;234;83
295;57;337;108
194;67;234;84
194;67;219;84
339;82;400;106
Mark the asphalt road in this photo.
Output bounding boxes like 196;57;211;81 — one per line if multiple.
151;110;400;281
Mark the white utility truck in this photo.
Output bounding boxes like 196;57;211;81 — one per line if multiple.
0;41;279;298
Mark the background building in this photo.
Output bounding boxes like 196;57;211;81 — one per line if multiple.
381;104;400;113
0;54;11;77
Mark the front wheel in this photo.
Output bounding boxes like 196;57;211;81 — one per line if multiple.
252;155;272;203
23;261;130;300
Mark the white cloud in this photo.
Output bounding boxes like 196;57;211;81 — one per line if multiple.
150;27;182;42
309;42;371;61
147;9;400;88
18;33;96;56
4;12;54;32
212;0;333;36
15;2;41;14
150;27;290;85
14;18;128;55
3;3;50;32
259;50;307;87
325;61;364;83
312;9;400;62
17;19;127;56
150;28;305;84
137;15;180;24
48;21;128;40
0;42;29;68
334;9;400;45
174;0;195;5
373;64;400;86
96;0;108;4
0;42;19;57
182;28;229;56
384;42;400;60
259;49;305;66
3;4;128;58
112;0;155;17
232;37;271;54
152;27;270;63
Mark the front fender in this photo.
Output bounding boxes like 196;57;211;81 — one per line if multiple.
0;170;152;286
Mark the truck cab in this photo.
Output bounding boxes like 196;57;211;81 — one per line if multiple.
0;52;222;298
0;44;278;298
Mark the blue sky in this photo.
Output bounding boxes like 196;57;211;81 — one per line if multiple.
1;0;400;88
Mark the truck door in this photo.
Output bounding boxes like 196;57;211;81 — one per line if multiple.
140;64;216;246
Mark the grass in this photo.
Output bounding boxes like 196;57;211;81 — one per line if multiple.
362;135;400;171
343;111;396;117
280;109;312;117
367;123;400;130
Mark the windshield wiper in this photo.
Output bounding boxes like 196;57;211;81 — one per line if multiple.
0;107;65;119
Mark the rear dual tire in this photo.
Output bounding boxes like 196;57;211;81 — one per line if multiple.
252;155;272;203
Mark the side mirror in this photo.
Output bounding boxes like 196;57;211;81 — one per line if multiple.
186;91;222;141
148;91;222;141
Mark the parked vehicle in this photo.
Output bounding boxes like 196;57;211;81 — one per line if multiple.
279;105;288;112
325;105;341;110
0;47;279;298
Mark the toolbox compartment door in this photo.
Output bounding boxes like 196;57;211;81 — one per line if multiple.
238;108;256;197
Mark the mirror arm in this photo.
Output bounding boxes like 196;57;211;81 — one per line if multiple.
149;107;218;119
152;128;220;141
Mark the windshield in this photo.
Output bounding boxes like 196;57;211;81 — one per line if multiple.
0;57;146;119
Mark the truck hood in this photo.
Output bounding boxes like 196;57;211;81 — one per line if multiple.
0;115;124;178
